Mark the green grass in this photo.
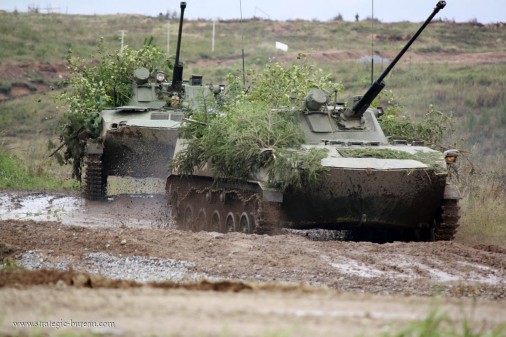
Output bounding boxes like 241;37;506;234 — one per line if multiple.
380;307;505;337
457;178;506;248
0;260;22;272
0;12;505;63
0;146;78;191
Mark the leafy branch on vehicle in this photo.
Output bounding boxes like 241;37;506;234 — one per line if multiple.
171;56;339;190
53;39;172;180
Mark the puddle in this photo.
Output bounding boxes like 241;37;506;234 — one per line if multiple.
0;190;173;229
0;193;81;222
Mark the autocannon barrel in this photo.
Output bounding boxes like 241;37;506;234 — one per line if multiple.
171;2;186;91
347;1;446;118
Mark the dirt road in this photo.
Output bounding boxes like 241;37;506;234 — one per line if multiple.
1;190;505;336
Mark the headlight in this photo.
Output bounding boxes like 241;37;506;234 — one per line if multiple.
444;149;459;164
156;72;166;83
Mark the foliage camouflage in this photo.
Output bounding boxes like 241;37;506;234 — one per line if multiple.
171;57;339;190
338;148;446;173
55;41;454;187
54;40;172;180
378;89;454;146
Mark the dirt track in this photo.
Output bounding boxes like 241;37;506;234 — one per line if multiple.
1;190;506;336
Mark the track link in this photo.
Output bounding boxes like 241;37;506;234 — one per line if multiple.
434;198;460;241
84;153;107;201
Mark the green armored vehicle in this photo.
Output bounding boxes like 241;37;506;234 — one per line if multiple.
84;2;222;200
166;1;460;241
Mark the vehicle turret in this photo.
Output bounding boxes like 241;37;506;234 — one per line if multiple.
83;1;224;200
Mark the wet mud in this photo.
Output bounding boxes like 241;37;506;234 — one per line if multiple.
1;189;505;337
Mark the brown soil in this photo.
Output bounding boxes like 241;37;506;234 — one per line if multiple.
0;61;67;102
1;189;506;336
1;218;505;298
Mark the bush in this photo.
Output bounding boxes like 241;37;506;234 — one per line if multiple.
378;89;454;145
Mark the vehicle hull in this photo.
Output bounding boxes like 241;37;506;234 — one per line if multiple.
280;167;446;230
103;126;179;178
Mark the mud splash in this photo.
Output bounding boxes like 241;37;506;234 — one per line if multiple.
0;190;172;228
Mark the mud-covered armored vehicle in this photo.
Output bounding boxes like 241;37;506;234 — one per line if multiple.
167;1;461;241
84;2;222;200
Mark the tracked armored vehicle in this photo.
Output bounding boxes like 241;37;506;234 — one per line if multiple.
167;1;461;241
84;2;221;200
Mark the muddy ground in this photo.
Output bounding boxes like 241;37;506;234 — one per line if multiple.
0;190;505;336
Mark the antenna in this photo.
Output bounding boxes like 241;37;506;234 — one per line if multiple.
254;6;271;19
240;0;246;86
370;0;374;85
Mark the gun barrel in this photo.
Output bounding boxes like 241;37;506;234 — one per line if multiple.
350;1;445;117
376;1;445;84
172;2;186;89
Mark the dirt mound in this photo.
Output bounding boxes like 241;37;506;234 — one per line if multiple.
0;243;16;261
474;244;506;254
0;269;137;288
189;50;506;69
0;268;321;295
0;61;68;101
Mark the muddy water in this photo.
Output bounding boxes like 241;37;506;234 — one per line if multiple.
0;189;172;229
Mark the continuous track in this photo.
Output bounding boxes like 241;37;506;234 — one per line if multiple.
167;175;461;242
167;176;286;235
84;153;107;201
434;198;461;241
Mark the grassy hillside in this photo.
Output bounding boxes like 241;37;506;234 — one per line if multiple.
1;12;505;62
